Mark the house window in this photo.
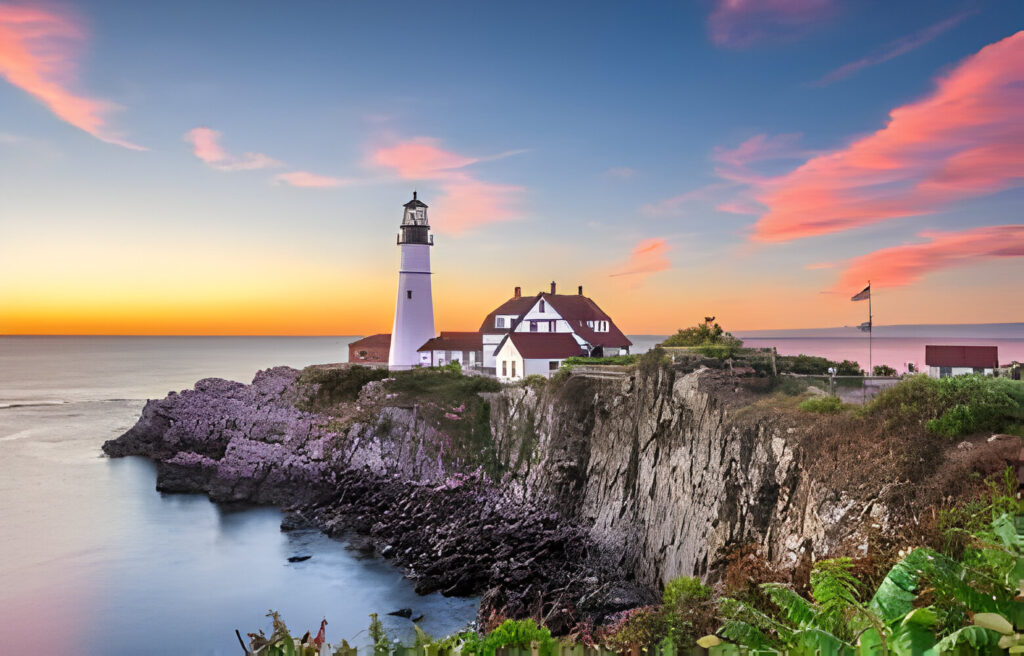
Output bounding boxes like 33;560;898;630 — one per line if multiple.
548;320;555;332
502;361;507;377
511;361;517;377
407;290;412;299
539;300;546;313
530;320;538;332
496;317;505;328
549;361;559;371
939;366;952;378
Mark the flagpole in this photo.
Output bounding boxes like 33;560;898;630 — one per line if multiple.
868;280;872;376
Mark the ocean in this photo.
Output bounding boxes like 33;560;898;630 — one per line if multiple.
2;328;1021;654
0;337;478;656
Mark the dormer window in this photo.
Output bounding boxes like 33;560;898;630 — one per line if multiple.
539;300;545;313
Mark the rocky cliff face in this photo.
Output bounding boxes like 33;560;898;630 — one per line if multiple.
486;366;868;592
102;363;901;626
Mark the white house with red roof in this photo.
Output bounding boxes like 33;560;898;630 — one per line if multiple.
480;282;632;380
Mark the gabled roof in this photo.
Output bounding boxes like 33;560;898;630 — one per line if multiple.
925;345;998;368
417;332;483;352
478;295;539;332
506;332;584;359
350;333;391;349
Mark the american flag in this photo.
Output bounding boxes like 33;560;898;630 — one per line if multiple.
851;284;870;302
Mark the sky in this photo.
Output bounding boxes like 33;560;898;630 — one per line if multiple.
1;0;1022;335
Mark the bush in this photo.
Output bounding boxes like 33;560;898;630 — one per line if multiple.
662;320;742;348
873;364;897;376
520;374;548;390
865;374;1024;438
799;395;842;414
663;576;711;607
298;365;389;408
836;360;862;376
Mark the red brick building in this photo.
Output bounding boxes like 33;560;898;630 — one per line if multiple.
348;334;391;364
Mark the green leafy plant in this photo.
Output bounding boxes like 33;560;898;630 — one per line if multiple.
873;365;898;377
798;395;842;414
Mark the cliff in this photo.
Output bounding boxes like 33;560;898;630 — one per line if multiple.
102;362;1018;630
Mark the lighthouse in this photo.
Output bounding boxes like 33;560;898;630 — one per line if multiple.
388;192;436;369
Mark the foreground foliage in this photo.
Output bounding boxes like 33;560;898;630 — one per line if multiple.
246;472;1023;655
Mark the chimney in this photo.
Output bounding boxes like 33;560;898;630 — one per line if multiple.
550;281;557;294
578;285;583;296
514;286;521;299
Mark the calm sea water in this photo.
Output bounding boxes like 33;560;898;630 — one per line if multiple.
0;337;478;656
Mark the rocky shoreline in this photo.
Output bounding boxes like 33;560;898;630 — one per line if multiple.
101;367;649;631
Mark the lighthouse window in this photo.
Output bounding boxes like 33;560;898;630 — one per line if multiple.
407;290;412;299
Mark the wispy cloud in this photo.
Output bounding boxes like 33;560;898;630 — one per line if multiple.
812;11;973;86
608;238;672;280
708;0;836;48
0;4;143;149
183;127;282;172
275;171;350;188
640;183;729;217
371;137;525;234
752;31;1024;242
605;167;638;179
834;225;1024;291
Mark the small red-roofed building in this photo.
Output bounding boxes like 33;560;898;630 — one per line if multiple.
416;332;484;368
925;345;999;378
348;334;391;365
492;332;585;380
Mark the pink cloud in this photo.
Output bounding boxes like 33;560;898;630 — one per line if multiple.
812;11;972;86
0;5;142;149
713;133;807;168
274;171;349;188
183;127;281;171
752;31;1024;243
371;137;524;234
708;0;835;48
716;200;762;215
609;238;672;279
834;225;1024;291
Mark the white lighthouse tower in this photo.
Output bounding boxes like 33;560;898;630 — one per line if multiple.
388;192;435;369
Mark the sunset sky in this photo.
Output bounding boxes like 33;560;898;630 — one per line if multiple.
1;0;1022;335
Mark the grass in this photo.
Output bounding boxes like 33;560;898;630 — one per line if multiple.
799;395;843;414
296;365;389;410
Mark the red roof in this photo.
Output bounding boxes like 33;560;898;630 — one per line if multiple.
478;291;632;349
349;333;391;349
506;332;584;359
417;332;483;352
925;345;998;368
478;296;538;332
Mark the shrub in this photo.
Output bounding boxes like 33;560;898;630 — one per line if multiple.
836;359;862;376
799;395;842;414
865;374;1024;438
662;320;742;349
778;354;833;375
298;365;389;408
663;576;711;607
520;374;548;390
873;364;897;376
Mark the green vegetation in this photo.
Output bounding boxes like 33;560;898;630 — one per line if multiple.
777;354;862;376
561;354;639;367
383;364;501;405
248;473;1023;655
873;364;898;377
798;395;842;414
298;365;389;409
864;374;1024;438
661;319;743;359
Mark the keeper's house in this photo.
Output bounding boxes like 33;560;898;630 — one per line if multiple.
925;345;998;378
481;282;631;381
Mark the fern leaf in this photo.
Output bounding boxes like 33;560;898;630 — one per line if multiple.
931;625;1002;654
762;583;821;630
